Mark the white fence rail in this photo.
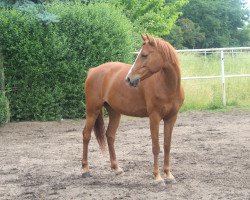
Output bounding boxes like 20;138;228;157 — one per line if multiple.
177;47;250;53
177;47;250;106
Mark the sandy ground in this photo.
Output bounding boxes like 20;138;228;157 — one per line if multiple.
0;111;249;200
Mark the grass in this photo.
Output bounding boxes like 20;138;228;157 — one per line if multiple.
179;52;250;111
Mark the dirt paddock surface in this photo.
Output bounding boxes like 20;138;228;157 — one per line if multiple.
0;111;249;200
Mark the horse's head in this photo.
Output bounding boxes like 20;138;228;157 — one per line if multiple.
126;34;165;87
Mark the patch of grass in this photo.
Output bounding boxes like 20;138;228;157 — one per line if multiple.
179;52;250;111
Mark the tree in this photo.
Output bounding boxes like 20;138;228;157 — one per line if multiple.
179;0;250;48
109;0;188;37
166;24;184;49
237;23;250;46
167;18;205;49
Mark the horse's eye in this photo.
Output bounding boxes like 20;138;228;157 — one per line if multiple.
141;54;148;58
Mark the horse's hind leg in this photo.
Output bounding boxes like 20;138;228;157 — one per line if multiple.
82;113;99;177
105;104;123;175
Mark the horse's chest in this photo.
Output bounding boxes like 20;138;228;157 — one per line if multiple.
149;96;177;117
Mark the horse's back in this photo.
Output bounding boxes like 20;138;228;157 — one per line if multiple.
89;62;130;72
86;62;130;82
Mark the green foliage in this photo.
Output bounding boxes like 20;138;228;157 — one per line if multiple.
0;2;135;121
167;18;205;49
0;93;9;126
237;23;250;46
178;0;250;48
107;0;188;37
0;53;9;125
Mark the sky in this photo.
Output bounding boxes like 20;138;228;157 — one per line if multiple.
246;0;250;9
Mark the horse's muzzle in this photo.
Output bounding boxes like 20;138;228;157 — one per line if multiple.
126;76;140;87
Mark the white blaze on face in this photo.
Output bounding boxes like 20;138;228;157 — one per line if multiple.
126;49;142;78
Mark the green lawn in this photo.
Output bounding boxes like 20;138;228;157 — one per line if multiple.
179;52;250;111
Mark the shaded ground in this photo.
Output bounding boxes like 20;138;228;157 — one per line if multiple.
0;111;249;200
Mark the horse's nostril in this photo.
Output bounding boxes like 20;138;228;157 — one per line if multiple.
126;77;130;83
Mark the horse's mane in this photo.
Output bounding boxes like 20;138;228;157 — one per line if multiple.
154;38;180;69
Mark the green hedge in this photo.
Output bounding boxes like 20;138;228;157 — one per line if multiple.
0;52;9;125
0;92;9;125
0;2;136;121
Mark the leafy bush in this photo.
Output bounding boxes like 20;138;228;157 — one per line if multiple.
0;2;136;121
0;93;9;125
0;55;9;125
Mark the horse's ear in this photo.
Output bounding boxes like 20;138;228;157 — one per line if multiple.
141;33;147;41
146;34;156;46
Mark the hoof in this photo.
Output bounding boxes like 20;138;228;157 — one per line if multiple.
113;167;124;176
82;172;92;178
164;173;177;184
153;174;165;187
153;179;166;187
164;178;177;184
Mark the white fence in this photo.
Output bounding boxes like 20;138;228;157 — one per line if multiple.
177;47;250;106
133;47;250;106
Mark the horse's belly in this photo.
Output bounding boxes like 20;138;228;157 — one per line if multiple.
108;99;148;117
104;81;148;117
104;83;148;117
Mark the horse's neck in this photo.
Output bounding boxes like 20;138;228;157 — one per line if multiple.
160;63;181;92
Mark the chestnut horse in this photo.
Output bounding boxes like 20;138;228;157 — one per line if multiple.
82;34;184;183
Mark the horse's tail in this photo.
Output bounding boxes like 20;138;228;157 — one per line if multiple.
93;110;106;152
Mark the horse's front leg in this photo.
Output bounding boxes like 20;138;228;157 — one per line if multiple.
163;115;177;182
149;113;162;182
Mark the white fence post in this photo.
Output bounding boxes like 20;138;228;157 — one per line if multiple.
220;50;226;106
